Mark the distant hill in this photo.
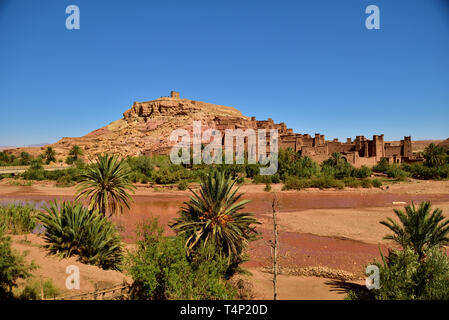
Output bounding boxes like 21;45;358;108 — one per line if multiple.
438;138;449;149
0;143;50;152
0;146;16;151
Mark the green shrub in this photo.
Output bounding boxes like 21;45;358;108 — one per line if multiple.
311;176;345;189
245;164;259;178
283;176;310;190
126;156;154;177
22;169;45;181
30;159;43;170
372;179;382;188
373;158;390;173
283;176;344;190
386;165;410;180
402;163;449;180
348;247;449;300
125;219;236;300
55;175;74;188
0;204;37;235
15;279;59;300
264;183;272;192
360;179;372;188
0;228;36;299
37;201;123;270
177;181;188;191
352;166;372;179
253;174;280;184
342;177;361;188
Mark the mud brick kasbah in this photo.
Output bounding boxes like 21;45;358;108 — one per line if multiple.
5;91;420;167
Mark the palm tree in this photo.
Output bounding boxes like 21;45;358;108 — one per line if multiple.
170;170;260;273
380;201;449;260
69;145;83;160
423;143;446;167
43;146;56;164
75;153;136;217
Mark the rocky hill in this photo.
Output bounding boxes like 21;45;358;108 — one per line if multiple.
7;91;256;160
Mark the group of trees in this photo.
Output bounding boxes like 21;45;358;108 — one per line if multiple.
0;145;84;167
373;144;449;180
2;143;449;191
1;153;260;299
348;201;449;300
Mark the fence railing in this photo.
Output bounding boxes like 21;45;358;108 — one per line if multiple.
51;282;131;300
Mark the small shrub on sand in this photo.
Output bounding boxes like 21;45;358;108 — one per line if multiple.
0;204;37;235
372;179;382;188
0;228;36;299
264;183;272;192
15;279;59;300
177;181;188;191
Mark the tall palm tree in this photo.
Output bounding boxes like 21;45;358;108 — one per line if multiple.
75;153;135;217
170;170;260;269
423;143;446;167
380;201;449;260
43;146;56;164
69;145;83;160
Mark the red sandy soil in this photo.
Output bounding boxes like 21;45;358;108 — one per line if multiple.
2;179;449;299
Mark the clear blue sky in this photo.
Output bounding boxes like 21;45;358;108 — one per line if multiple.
0;0;448;146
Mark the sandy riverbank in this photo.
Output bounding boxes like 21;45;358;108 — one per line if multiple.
3;179;449;299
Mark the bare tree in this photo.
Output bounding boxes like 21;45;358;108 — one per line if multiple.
270;193;280;300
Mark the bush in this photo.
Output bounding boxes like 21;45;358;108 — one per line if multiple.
352;166;372;179
283;176;311;190
386;165;409;180
37;201;123;270
177;181;188;191
264;183;272;192
342;177;361;188
56;175;74;188
0;228;36;299
372;179;382;188
22;169;45;181
125;219;236;300
30;159;43;170
373;158;389;173
283;176;344;190
253;174;280;184
245;164;259;178
311;176;345;189
348;247;449;300
15;279;59;300
360;179;372;188
0;204;37;235
402;163;449;180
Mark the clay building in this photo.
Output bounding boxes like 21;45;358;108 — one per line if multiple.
211;115;417;167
